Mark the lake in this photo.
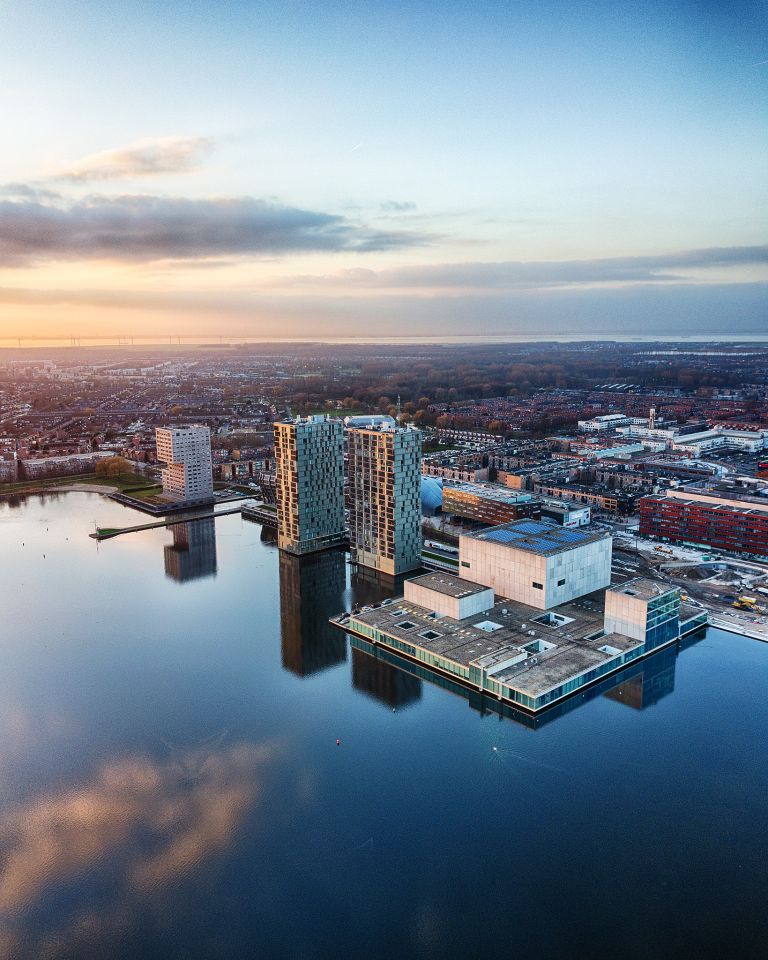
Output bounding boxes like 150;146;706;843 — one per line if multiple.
1;492;766;959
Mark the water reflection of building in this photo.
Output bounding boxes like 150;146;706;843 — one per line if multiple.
603;644;677;710
351;646;422;709
164;519;218;582
349;629;703;730
279;548;348;676
349;566;406;607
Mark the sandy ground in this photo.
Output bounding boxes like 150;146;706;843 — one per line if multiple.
49;482;118;494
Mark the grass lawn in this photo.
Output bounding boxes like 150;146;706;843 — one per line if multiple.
0;472;159;497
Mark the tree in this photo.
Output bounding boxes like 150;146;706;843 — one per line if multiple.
95;456;134;479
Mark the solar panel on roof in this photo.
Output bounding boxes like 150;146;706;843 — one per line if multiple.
556;528;589;543
514;520;552;533
482;528;525;543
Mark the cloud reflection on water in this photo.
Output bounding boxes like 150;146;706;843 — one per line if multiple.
0;738;281;956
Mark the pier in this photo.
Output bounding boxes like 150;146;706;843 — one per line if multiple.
90;506;243;540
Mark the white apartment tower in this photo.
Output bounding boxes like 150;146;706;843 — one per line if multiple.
347;424;422;576
155;425;214;503
274;416;346;554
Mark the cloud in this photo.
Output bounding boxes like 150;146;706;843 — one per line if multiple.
281;245;768;290
53;136;215;182
380;200;417;212
0;192;433;265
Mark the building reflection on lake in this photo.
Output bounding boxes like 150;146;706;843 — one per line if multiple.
164;518;218;583
279;549;348;676
603;643;676;710
277;552;424;709
348;627;703;730
351;645;422;709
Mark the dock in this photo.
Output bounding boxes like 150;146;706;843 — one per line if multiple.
90;506;243;540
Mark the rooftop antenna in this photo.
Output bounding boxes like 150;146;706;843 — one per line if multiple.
396;394;402;421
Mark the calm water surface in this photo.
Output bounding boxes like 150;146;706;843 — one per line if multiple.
1;492;767;960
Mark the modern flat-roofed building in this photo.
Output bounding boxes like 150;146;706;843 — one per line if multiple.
639;490;768;558
604;579;680;651
344;414;397;429
404;572;495;620
577;413;631;432
155;425;213;503
16;451;114;481
539;498;591;528
347;424;422;575
336;574;705;714
274;415;346;555
459;519;611;610
442;481;541;526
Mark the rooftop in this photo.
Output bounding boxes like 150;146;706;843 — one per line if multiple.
443;481;534;505
609;578;676;601
343;590;642;701
464;519;609;556
407;572;491;599
644;492;768;516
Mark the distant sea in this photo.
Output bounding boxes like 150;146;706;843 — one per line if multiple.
2;334;768;349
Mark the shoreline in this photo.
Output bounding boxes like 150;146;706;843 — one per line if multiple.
2;486;766;643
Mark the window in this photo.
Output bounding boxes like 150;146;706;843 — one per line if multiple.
558;578;566;586
461;561;470;567
532;582;543;590
398;621;416;630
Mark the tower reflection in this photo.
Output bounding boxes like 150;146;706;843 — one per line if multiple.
279;548;348;676
351;645;422;709
347;566;423;708
163;518;218;583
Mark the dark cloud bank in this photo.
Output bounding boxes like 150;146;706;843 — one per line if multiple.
0;191;432;264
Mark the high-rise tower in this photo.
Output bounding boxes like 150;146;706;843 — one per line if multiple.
347;424;422;575
155;424;213;503
274;415;346;554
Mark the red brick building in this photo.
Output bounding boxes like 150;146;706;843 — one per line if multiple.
639;493;768;557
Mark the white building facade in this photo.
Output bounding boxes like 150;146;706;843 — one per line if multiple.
404;572;495;620
458;520;612;610
155;425;213;503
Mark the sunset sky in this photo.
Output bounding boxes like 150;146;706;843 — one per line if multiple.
1;0;766;341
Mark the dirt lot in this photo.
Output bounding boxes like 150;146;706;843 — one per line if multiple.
611;536;768;642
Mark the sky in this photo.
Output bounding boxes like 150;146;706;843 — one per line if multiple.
0;0;766;341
